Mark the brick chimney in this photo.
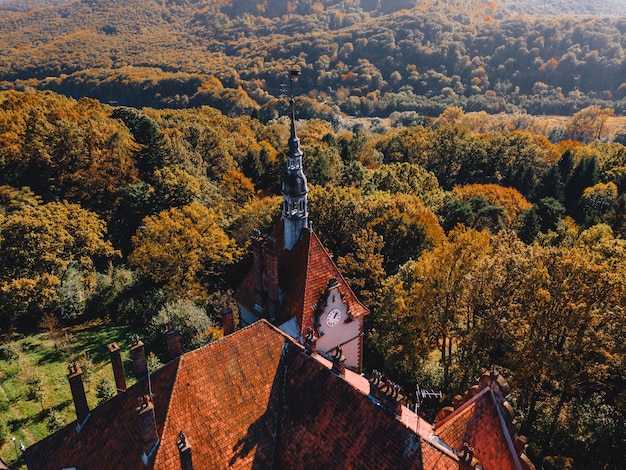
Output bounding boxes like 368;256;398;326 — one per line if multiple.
330;346;346;376
251;229;265;312
165;321;182;360
107;342;126;393
137;394;160;465
264;235;280;319
67;362;90;431
221;307;234;336
130;335;148;382
177;430;193;470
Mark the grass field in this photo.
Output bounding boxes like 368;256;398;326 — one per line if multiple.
0;322;137;468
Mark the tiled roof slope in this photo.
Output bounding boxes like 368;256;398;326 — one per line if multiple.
280;227;369;336
277;345;421;469
24;359;179;469
152;320;287;469
420;441;464;470
25;322;533;470
432;372;534;470
25;321;417;470
236;223;369;335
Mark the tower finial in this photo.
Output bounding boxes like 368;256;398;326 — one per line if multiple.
289;69;301;143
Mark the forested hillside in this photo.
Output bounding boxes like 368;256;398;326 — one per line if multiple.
1;89;625;468
1;0;626;118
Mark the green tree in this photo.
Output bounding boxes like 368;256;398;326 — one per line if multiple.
146;299;219;360
370;162;445;212
440;195;506;234
95;377;116;405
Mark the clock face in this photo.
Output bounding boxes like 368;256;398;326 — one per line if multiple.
325;308;342;328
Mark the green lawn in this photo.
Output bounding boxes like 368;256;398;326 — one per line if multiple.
0;322;137;468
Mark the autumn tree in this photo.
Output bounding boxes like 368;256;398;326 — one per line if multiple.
361;193;445;275
0;201;117;330
452;183;532;228
398;226;493;389
336;228;385;308
564;106;615;143
129;201;241;299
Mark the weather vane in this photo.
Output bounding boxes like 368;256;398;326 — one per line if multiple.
289;69;301;99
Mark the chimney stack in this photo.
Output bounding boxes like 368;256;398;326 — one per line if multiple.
368;370;405;416
137;394;160;465
221;307;234;336
130;335;148;382
458;442;477;467
177;430;193;470
330;346;346;376
67;362;90;431
107;342;126;393
264;236;280;319
165;321;182;360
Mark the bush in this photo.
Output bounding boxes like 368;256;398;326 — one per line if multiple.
95;377;115;405
0;421;9;446
0;341;22;361
145;299;218;360
45;409;65;433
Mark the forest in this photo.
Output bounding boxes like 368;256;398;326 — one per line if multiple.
1;0;626;119
1;0;626;468
0;89;625;468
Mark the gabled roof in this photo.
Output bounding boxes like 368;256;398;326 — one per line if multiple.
235;222;369;336
279;227;369;335
25;321;420;470
431;372;534;470
25;323;534;470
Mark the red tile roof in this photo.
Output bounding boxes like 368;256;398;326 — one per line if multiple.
432;373;530;470
25;323;533;470
24;359;179;469
25;321;417;470
236;223;369;337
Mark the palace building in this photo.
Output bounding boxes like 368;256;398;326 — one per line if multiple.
24;77;534;469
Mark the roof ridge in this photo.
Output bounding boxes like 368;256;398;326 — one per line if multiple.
151;355;183;469
432;386;491;430
181;319;290;360
490;389;524;470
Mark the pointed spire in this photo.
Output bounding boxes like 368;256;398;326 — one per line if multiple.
282;69;309;251
288;70;302;160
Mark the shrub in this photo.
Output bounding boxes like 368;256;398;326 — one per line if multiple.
45;409;65;433
95;377;115;405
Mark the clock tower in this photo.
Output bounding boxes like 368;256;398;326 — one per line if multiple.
235;71;369;372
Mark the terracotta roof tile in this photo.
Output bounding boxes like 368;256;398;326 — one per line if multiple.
26;321;528;470
433;387;521;470
24;359;179;469
421;441;463;470
26;321;418;470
